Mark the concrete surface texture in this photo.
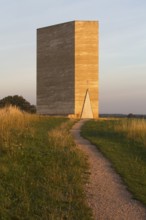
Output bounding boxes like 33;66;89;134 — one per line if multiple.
71;120;146;220
37;21;98;118
75;21;98;118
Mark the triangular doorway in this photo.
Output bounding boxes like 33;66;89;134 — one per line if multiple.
81;90;93;119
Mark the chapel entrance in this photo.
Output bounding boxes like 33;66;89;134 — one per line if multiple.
81;90;93;119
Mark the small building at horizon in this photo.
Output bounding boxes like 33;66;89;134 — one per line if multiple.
37;20;99;118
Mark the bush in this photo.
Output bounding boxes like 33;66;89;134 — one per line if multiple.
0;95;36;113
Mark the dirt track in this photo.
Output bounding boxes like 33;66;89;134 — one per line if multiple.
71;120;146;220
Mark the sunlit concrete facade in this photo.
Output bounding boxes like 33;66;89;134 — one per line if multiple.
37;21;99;118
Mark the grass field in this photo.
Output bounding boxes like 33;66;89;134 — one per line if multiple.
0;107;92;220
81;119;146;206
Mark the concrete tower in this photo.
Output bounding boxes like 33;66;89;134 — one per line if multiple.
37;21;99;118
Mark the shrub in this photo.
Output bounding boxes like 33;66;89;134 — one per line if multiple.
0;95;36;113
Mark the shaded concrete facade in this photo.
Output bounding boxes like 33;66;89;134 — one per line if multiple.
37;21;99;118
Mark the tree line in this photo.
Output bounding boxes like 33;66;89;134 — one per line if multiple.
0;95;36;113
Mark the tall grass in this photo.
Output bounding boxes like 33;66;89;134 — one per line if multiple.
114;119;146;146
0;107;92;219
0;106;37;153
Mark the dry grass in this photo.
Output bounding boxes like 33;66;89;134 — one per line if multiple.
48;120;75;148
0;106;37;153
0;107;92;219
115;119;146;146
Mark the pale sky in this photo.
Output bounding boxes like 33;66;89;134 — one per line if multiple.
0;0;146;114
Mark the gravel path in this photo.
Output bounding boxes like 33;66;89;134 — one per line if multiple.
71;120;146;220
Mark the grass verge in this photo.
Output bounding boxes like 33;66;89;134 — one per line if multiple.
81;119;146;206
0;107;92;219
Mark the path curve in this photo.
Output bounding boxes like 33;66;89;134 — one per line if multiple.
71;120;146;220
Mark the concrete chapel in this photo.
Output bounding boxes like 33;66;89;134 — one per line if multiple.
37;21;99;118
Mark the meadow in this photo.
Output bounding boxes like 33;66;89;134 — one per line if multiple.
0;106;92;220
81;118;146;206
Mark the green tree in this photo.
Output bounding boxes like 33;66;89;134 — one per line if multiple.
0;95;36;113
